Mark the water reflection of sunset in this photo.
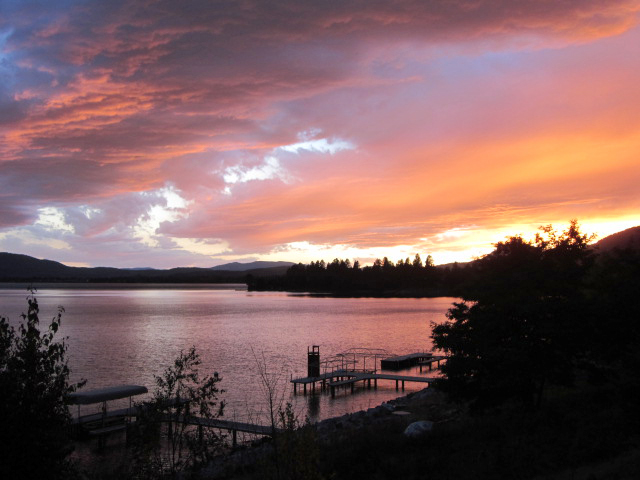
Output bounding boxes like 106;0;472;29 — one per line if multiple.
1;2;638;267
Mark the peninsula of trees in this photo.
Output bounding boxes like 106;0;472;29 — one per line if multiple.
247;254;468;296
248;225;640;297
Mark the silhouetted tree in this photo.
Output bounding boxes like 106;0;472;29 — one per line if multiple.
424;254;435;268
432;221;596;410
0;290;85;479
133;347;225;477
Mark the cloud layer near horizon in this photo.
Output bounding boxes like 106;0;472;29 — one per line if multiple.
1;1;639;267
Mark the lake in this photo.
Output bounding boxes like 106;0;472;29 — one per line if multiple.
0;284;456;429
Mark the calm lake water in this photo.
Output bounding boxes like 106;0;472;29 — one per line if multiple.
0;284;456;428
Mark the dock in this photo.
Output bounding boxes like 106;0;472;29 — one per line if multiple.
291;369;437;397
74;403;278;447
69;385;278;447
418;355;448;372
379;352;433;370
163;415;280;446
291;348;447;397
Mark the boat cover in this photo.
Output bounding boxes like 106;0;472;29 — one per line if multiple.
67;384;148;405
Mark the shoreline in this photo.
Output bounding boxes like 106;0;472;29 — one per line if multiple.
205;386;459;478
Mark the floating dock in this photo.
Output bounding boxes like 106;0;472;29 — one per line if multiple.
380;352;433;370
418;355;448;372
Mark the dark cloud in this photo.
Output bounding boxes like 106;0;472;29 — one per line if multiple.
0;156;131;201
0;93;30;125
0;201;32;227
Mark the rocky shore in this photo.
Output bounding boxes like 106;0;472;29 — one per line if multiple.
204;386;461;478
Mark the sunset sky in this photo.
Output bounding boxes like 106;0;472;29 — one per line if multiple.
1;1;639;268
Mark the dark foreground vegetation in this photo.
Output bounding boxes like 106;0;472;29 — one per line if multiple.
267;383;639;480
1;221;639;479
0;292;86;479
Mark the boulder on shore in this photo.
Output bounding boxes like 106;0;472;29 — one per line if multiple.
403;420;434;439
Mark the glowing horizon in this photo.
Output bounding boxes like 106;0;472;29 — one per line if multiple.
1;1;639;269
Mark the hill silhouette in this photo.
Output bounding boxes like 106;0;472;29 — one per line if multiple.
0;252;289;283
211;261;295;271
594;225;640;252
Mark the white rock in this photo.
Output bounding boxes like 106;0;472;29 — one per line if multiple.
403;420;434;439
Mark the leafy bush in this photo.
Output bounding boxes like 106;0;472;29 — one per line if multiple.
131;346;225;477
0;290;85;479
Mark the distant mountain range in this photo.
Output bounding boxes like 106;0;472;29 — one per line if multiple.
0;253;292;283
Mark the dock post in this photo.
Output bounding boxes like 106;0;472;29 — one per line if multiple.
303;384;307;395
351;382;354;393
293;383;297;395
402;380;405;391
232;429;237;447
374;378;377;389
395;380;399;391
331;385;335;397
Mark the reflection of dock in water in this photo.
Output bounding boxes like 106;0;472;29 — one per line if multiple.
291;346;447;397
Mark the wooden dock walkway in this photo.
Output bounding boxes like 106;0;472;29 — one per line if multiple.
291;369;437;397
326;371;435;396
163;414;280;446
73;396;278;447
